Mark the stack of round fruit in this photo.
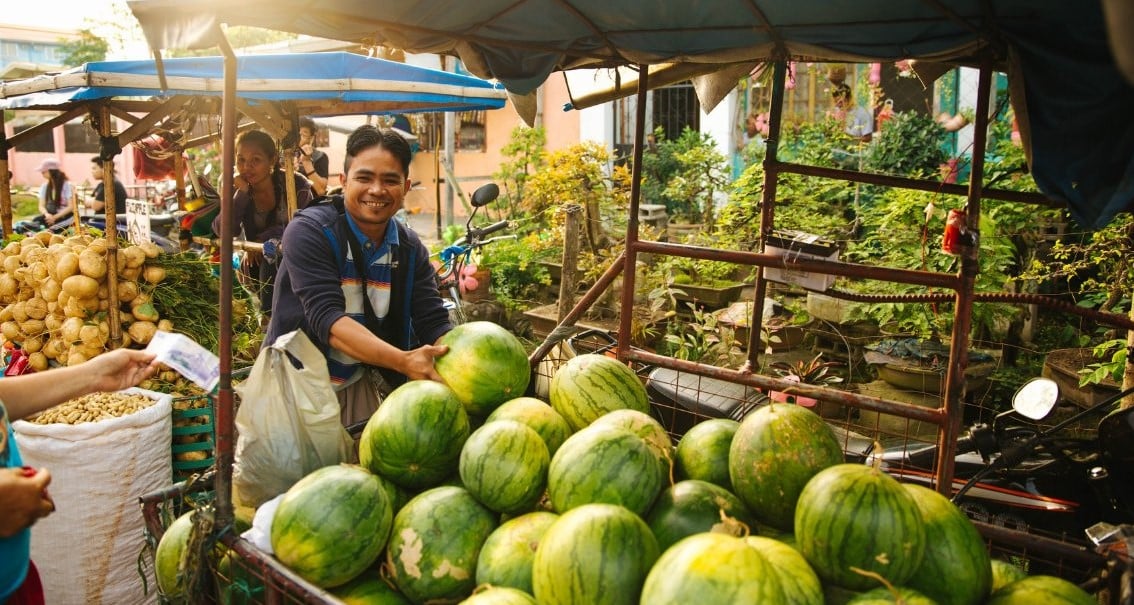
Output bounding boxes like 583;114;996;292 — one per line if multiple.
155;321;1100;604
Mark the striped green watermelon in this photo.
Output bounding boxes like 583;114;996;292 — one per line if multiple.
903;484;992;605
986;575;1096;605
155;511;195;599
332;573;410;604
674;418;739;490
794;463;926;591
359;380;470;489
459;420;550;514
270;464;394;588
743;536;823;605
990;559;1027;594
532;503;659;605
476;511;559;594
729;403;843;531
549;354;648;431
547;424;665;515
847;587;938;605
639;533;784;604
644;479;755;551
589;408;673;471
486;396;573;455
217;549;265;605
386;486;498;603
434;321;531;415
461;586;537;604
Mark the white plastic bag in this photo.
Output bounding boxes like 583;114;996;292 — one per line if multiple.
13;388;172;605
232;330;351;508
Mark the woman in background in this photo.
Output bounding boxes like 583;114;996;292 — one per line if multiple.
213;130;313;325
17;159;75;233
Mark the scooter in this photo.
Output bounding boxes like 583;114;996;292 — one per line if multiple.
432;183;512;325
633;333;1134;536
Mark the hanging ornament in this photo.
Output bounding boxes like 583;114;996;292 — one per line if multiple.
869;62;882;85
786;62;797;90
942;208;967;255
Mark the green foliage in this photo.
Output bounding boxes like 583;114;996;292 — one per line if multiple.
1079;339;1127;386
1021;213;1134;313
660;302;743;365
58;29;108;67
493;126;547;219
843;188;1018;339
769;353;844;387
641;127;728;225
863;110;947;178
479;232;553;312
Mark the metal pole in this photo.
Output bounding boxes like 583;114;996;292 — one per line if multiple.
616;66;649;360
215;31;238;528
746;60;788;370
935;60;993;497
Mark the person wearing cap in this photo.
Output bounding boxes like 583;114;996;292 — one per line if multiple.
34;159;74;228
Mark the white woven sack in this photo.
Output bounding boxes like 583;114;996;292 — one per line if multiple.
13;388;172;605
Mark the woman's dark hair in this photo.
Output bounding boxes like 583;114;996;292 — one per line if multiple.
298;116;318;133
344;125;411;176
44;169;68;207
237;130;280;168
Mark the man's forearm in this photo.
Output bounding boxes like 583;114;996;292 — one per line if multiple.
327;316;408;375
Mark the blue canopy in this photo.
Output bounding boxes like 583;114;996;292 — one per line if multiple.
0;52;507;115
127;0;1134;229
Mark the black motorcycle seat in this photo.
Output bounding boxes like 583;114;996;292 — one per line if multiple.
646;366;765;420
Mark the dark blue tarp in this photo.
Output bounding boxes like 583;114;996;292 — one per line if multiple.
0;52;506;115
126;0;1134;228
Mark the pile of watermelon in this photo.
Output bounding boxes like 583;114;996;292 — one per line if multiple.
171;321;1097;605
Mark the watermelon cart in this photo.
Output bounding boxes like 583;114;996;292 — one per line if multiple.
128;0;1134;603
1;51;506;602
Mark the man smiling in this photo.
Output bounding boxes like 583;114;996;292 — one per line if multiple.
265;126;452;425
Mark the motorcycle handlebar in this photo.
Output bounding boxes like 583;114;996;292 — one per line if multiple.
470;220;510;240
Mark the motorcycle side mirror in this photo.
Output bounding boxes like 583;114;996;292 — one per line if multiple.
470;183;500;208
1011;377;1060;420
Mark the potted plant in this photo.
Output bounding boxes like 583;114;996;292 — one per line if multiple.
767;353;844;410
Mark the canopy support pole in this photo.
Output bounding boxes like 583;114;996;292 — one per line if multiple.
215;30;238;530
615;65;649;360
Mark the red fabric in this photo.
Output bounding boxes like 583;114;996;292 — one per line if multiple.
131;134;181;180
6;561;45;605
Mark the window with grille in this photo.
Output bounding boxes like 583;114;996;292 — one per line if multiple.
414;112;486;152
612;80;702;150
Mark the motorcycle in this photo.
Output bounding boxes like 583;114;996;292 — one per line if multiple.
629;333;1134;536
432;183;513;325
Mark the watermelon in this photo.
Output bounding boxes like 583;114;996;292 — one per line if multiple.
794;463;926;590
903;484;992;605
434;321;531;415
989;559;1027;594
639;533;784;604
476;511;559;594
359;380;470;489
461;586;537;604
155;511;195;598
216;549;265;605
270;464;394;588
486;396;573;456
549;354;649;431
332;573;411;604
387;486;498;603
729;403;843;531
674;418;739;490
847;587;938;605
985;575;1095;605
459;420;550;514
743;536;823;605
589;408;673;471
644;479;755;551
532;503;659;605
546;424;665;515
